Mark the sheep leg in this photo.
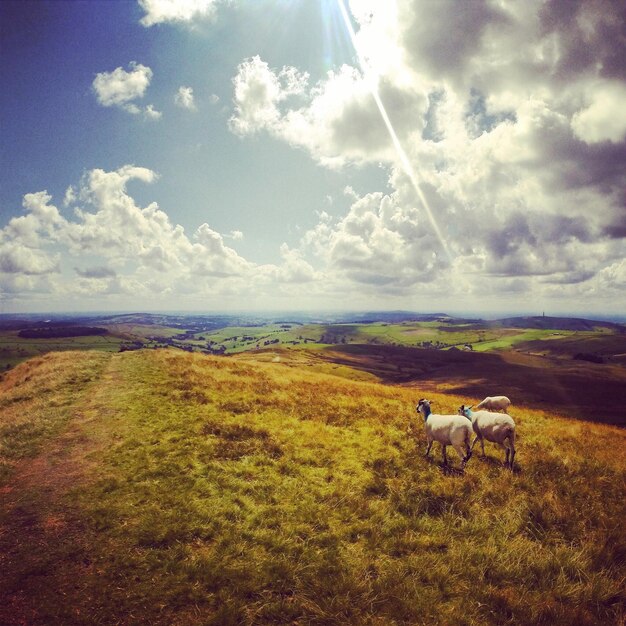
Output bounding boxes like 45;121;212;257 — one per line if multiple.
470;435;480;451
505;441;516;469
508;432;516;470
454;444;469;468
425;440;433;457
441;445;448;466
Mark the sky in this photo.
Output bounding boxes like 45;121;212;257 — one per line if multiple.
0;0;625;316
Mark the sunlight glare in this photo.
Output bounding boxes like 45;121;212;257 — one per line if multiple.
336;0;452;261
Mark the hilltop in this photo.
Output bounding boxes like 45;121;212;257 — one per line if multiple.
486;316;625;333
1;349;625;625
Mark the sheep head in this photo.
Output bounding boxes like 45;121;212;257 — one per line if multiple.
458;404;473;419
416;399;432;419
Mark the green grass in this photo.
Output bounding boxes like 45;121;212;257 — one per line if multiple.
203;324;324;353
472;329;580;352
1;349;625;625
0;331;124;370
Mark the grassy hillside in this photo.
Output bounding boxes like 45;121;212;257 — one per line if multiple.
1;349;625;625
317;344;626;425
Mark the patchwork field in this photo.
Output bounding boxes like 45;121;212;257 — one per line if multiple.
1;349;625;625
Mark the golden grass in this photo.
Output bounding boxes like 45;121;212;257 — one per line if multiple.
1;348;625;625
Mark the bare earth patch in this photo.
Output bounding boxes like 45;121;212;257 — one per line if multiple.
0;353;116;626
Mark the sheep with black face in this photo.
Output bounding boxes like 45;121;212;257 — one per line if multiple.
416;399;473;469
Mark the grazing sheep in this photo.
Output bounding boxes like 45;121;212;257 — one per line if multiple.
416;399;473;468
475;395;511;413
458;404;516;469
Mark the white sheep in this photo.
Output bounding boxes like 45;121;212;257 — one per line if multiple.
416;399;473;468
458;404;516;469
475;395;511;413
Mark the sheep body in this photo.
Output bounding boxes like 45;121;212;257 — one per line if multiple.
458;405;516;468
416;399;472;468
475;395;511;413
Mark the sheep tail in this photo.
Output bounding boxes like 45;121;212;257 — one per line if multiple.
507;427;516;450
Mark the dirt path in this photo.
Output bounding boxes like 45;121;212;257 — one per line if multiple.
0;352;121;625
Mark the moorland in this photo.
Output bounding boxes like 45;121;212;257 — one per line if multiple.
1;311;625;625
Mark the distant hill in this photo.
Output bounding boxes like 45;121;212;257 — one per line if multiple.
489;315;625;332
2;311;624;330
320;343;626;425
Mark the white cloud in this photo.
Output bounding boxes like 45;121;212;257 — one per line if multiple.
93;62;152;108
0;243;59;276
92;62;160;119
571;81;626;144
229;56;308;136
175;86;196;110
144;104;163;120
229;57;426;166
139;0;222;27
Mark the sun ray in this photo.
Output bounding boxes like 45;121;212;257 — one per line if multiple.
336;0;452;261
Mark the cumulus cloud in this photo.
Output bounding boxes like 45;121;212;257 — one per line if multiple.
229;56;309;137
139;0;222;27
144;104;163;120
227;0;626;306
92;62;160;119
93;62;152;107
229;56;426;166
0;244;59;276
0;166;332;307
175;86;196;110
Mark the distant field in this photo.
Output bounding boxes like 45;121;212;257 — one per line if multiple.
2;318;623;363
100;323;186;339
0;331;124;370
202;324;324;353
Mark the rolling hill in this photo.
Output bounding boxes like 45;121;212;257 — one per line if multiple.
1;349;625;625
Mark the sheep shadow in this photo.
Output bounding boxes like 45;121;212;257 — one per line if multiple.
424;454;467;477
474;453;522;473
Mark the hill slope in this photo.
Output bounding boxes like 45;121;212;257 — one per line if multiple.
314;344;626;425
1;350;625;625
